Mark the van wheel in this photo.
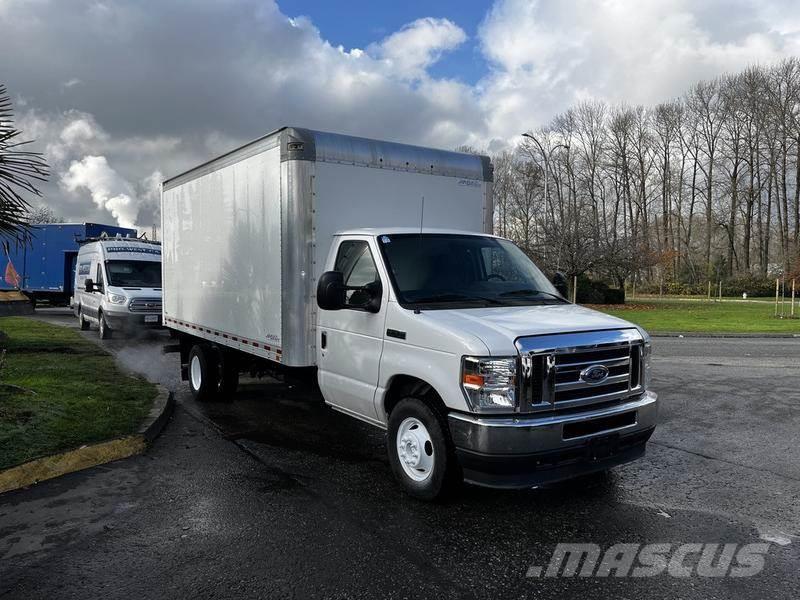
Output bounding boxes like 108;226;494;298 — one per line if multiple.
98;311;112;339
188;344;220;401
387;397;461;501
78;308;90;331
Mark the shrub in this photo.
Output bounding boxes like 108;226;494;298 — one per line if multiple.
576;275;625;304
634;276;777;297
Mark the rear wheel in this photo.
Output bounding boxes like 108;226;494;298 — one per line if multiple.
387;397;461;501
98;311;112;339
219;352;239;399
78;308;90;331
188;344;220;401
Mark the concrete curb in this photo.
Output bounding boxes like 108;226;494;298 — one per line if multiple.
651;332;800;339
0;385;174;495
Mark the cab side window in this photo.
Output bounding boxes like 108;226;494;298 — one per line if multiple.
334;240;380;309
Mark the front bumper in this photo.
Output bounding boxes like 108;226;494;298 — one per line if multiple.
104;310;163;330
448;391;657;488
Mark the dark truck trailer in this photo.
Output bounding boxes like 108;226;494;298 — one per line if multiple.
1;223;137;306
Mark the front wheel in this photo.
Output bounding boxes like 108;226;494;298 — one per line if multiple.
387;397;461;501
78;308;90;331
98;311;112;339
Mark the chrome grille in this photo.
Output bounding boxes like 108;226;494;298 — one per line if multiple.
516;329;644;413
128;297;162;313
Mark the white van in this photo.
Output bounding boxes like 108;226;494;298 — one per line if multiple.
72;237;163;338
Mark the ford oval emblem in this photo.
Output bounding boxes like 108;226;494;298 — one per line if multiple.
580;364;609;385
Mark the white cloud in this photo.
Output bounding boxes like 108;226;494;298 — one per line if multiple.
59;115;105;146
478;0;800;140
61;156;138;229
373;17;467;79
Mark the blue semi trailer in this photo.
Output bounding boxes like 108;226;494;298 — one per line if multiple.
1;223;137;305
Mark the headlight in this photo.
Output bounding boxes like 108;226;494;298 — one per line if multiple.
108;293;127;305
461;356;517;412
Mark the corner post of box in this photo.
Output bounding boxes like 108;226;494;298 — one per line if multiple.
280;129;317;367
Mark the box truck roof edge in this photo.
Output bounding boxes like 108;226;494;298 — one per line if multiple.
162;126;494;191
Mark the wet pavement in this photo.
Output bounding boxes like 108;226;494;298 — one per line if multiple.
1;308;799;598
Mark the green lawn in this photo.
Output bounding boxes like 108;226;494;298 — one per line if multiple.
594;299;800;334
0;317;157;470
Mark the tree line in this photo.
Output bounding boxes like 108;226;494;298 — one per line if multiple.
492;59;800;291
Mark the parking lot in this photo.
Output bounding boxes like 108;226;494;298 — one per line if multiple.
1;308;799;598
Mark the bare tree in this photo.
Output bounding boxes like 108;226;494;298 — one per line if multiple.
494;60;800;291
28;205;62;224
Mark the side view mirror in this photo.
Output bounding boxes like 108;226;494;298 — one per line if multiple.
317;271;345;310
85;278;95;293
552;271;568;299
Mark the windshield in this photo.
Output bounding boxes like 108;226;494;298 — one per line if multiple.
377;234;564;308
105;260;162;287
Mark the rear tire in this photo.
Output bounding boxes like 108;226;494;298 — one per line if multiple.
219;352;239;399
387;397;462;501
98;311;112;339
188;344;220;402
78;308;90;331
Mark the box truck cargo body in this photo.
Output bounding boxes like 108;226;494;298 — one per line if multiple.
163;127;657;500
162;127;492;367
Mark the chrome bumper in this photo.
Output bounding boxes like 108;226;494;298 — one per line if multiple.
448;391;657;488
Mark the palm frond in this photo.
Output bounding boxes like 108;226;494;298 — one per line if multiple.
0;84;50;238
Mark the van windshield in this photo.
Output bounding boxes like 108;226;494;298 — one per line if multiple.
377;234;564;309
106;261;162;287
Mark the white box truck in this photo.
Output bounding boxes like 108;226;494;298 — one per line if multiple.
162;127;657;500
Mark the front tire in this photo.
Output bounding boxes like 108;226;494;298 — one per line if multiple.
98;311;112;339
188;344;220;402
387;397;461;501
78;308;90;331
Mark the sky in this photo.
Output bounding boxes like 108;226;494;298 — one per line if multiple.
1;0;799;230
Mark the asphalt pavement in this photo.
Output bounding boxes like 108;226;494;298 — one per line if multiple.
1;308;799;599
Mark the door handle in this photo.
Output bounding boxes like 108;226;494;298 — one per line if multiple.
321;331;327;349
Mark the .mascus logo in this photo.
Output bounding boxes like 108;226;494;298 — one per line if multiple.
580;364;609;384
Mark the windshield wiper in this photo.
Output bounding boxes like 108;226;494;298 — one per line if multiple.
411;293;504;306
499;288;568;302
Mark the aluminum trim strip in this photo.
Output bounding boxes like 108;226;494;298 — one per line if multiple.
557;356;631;369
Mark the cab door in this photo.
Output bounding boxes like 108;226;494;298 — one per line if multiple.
317;237;387;421
84;259;105;320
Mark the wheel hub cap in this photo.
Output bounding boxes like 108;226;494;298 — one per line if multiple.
190;355;202;391
396;417;434;482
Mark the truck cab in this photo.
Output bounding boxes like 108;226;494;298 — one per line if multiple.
316;228;657;500
73;238;163;338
